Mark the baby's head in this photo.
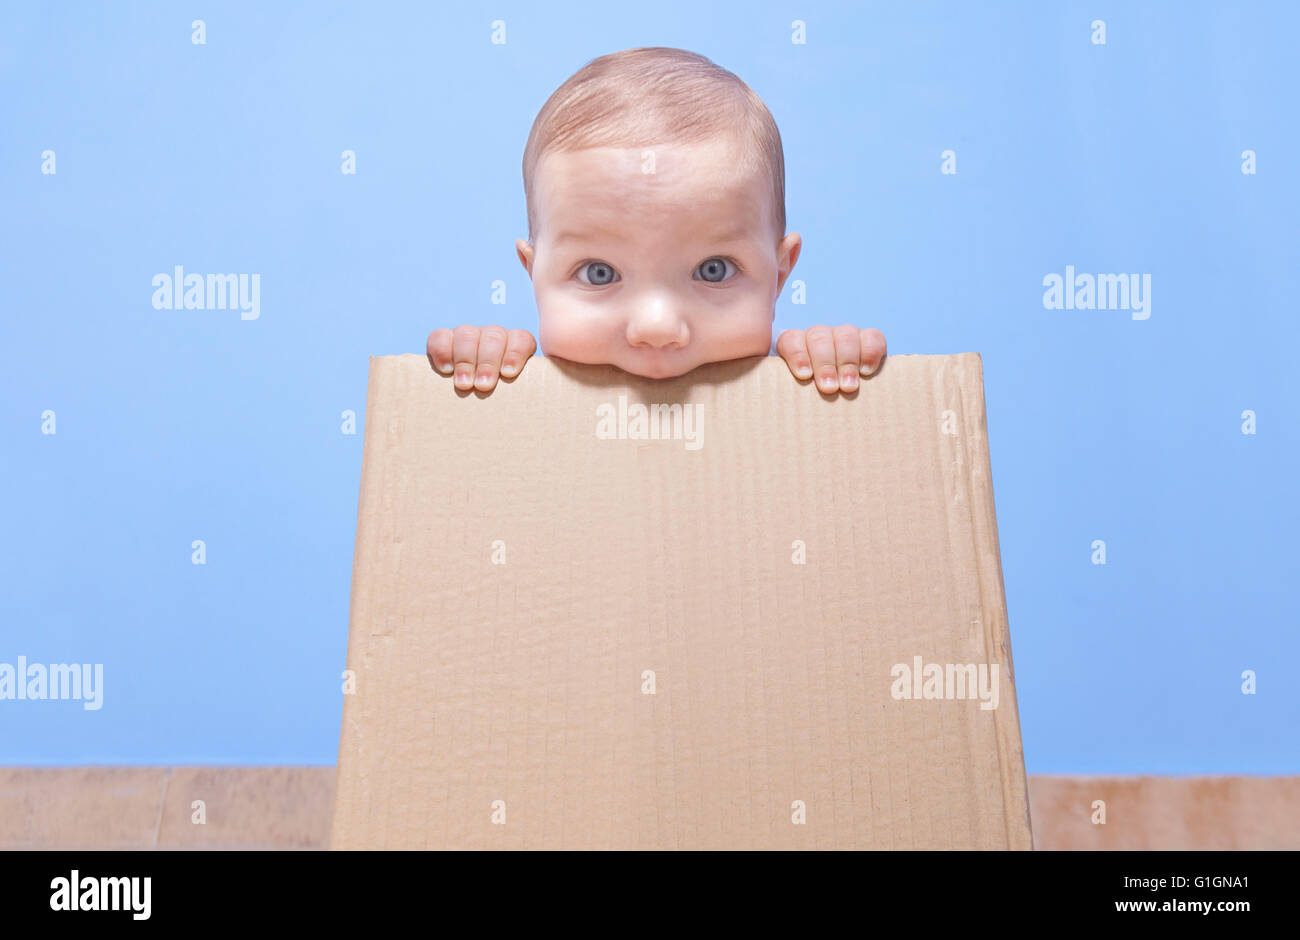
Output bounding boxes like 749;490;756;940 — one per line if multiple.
517;47;801;379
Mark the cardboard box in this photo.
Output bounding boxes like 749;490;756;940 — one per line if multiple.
332;353;1031;849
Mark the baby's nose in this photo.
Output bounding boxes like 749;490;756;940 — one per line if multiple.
626;297;689;349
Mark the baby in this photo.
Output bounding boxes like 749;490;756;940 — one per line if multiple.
427;46;886;393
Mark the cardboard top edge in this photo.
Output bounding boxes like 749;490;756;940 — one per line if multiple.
369;352;986;385
374;351;984;364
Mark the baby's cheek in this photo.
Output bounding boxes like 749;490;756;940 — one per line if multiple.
708;307;774;357
538;307;608;360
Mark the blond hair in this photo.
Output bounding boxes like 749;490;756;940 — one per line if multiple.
522;47;786;242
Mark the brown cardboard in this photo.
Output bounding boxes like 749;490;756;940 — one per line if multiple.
332;352;1031;849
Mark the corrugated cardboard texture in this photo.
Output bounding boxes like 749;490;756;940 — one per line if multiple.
3;769;1296;849
333;353;1031;849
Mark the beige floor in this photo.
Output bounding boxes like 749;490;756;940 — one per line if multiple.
1;767;1295;849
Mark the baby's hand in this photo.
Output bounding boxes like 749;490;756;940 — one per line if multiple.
775;326;887;394
426;325;537;392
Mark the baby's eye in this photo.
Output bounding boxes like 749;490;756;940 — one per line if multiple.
576;261;619;286
695;257;737;283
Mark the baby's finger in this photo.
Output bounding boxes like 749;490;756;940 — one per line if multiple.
859;328;887;375
473;326;510;391
500;329;537;378
427;329;454;375
833;324;861;391
804;326;840;393
775;329;812;379
451;325;481;390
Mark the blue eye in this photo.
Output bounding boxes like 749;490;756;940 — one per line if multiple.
577;261;619;286
695;257;736;283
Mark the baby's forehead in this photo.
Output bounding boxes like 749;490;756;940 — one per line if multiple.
536;141;769;224
540;137;748;181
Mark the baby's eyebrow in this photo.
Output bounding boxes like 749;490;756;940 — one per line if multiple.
552;227;621;246
553;227;754;248
706;223;754;242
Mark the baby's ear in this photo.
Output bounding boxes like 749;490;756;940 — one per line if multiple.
775;232;802;293
515;238;535;277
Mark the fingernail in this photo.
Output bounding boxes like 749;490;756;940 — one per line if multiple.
455;369;471;386
438;362;453;374
500;362;517;377
795;364;812;379
842;372;858;390
475;368;493;389
861;361;878;376
819;371;838;390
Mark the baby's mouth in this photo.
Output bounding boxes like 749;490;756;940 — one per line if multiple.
629;355;691;380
